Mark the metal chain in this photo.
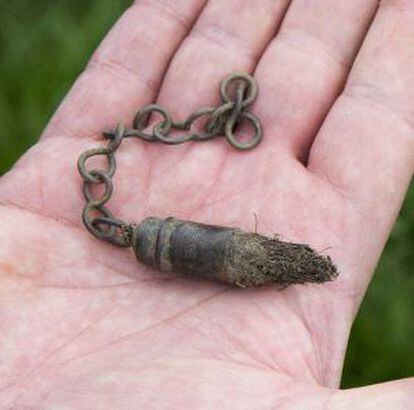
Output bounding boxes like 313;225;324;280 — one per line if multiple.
77;72;262;247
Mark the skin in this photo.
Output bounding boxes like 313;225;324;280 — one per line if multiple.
0;0;413;408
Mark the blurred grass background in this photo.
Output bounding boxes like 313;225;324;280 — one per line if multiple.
0;0;412;389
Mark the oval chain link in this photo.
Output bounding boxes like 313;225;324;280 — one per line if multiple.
78;72;262;247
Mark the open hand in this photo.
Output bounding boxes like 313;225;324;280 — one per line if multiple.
0;0;413;408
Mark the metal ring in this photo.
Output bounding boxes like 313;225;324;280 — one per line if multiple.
225;111;263;150
182;107;219;141
93;217;131;247
77;147;116;183
107;122;125;152
153;122;194;144
205;102;233;133
171;120;191;131
82;204;116;240
220;72;258;108
103;128;143;139
82;205;131;247
226;83;246;127
82;170;113;207
92;216;125;230
132;104;173;141
184;107;215;129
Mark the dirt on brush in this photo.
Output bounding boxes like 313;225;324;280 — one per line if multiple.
225;231;339;287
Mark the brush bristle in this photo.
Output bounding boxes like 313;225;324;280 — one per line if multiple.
226;232;338;287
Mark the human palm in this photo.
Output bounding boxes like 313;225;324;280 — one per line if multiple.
1;1;413;408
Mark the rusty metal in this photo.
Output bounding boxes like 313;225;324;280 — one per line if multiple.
132;216;338;287
77;72;262;247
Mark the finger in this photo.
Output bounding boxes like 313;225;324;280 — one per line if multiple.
254;0;379;160
307;1;414;289
0;0;207;223
141;0;291;212
155;0;291;123
42;0;208;140
309;0;414;296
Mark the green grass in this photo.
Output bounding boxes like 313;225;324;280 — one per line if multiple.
0;0;412;389
0;0;129;170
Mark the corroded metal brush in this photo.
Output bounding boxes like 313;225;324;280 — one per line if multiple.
78;73;339;288
133;217;338;287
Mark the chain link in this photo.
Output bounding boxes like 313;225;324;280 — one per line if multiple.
78;72;262;247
